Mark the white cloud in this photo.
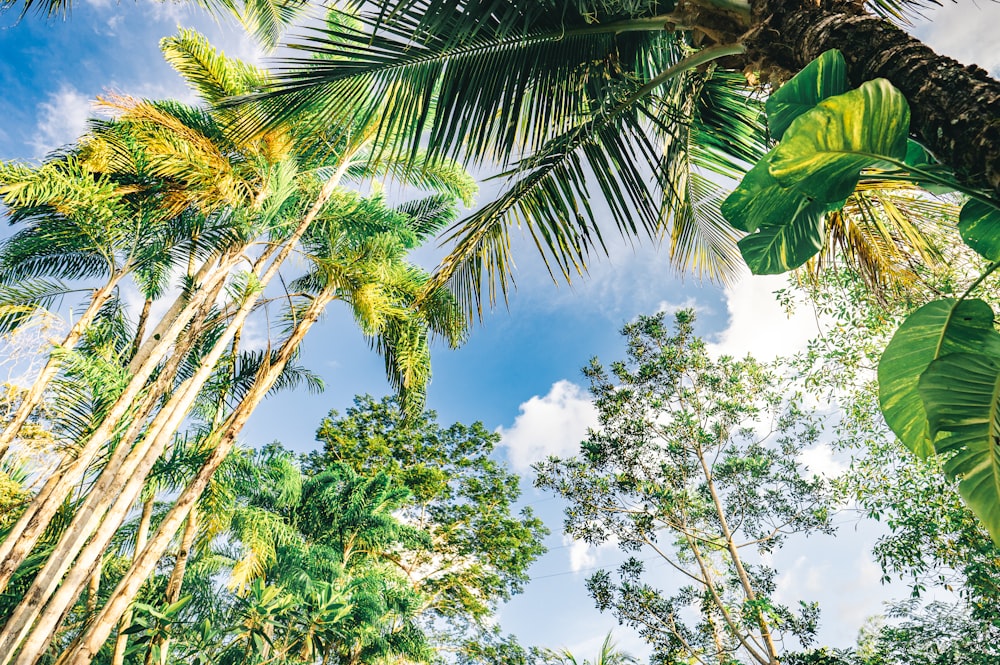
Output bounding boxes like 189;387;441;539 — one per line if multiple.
708;274;819;361
565;536;597;573
797;443;848;479
30;85;94;156
656;296;710;317
498;380;599;473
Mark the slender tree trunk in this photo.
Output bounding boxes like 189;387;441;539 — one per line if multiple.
129;297;154;361
0;274;124;462
13;161;351;663
0;254;234;590
6;269;260;664
21;153;354;665
110;495;155;665
0;372;200;665
152;506;198;665
686;534;769;665
0;265;228;658
744;0;1000;197
62;288;336;665
696;445;778;665
85;567;101;616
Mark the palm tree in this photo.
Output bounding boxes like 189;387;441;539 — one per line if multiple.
0;30;470;665
241;0;996;313
56;179;467;665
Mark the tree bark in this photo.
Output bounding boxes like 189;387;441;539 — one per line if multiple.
62;288;336;665
744;0;1000;198
110;495;155;665
152;506;199;665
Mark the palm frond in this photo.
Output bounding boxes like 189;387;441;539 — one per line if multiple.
0;278;76;335
234;2;674;166
395;194;461;242
161;28;271;105
655;68;767;283
814;183;957;297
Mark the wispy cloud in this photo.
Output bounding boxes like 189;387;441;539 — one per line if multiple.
30;85;94;157
914;2;1000;76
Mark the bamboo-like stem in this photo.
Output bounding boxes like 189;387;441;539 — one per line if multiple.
63;288;337;665
110;495;155;665
0;269;229;658
0;254;232;591
16;157;354;665
129;297;154;362
152;505;198;665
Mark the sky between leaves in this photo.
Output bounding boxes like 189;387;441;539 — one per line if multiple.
2;0;1000;658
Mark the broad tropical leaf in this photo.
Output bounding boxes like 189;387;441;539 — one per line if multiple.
768;78;910;203
721;155;812;234
765;48;848;140
919;351;1000;543
958;199;1000;261
878;298;1000;458
736;200;827;274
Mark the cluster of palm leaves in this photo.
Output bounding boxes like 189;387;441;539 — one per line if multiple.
84;447;437;665
0;28;472;665
239;0;959;314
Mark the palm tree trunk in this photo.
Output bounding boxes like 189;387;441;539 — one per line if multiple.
152;506;198;665
129;297;154;361
0;372;201;665
110;495;155;665
744;0;1000;198
85;566;101;616
62;288;336;665
20;155;354;665
0;255;233;591
5;271;262;663
0;274;124;462
0;267;229;658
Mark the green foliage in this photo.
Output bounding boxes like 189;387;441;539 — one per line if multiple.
958;199;1000;261
789;268;1000;639
736;196;827;274
304;395;548;650
854;600;1000;665
723;48;1000;544
877;298;1000;458
768;79;909;203
536;311;833;665
919;352;1000;540
765;48;848;140
724;53;914;274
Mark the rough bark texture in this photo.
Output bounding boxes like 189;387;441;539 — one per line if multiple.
744;0;1000;199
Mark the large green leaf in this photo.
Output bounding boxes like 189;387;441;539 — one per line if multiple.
736;200;826;274
958;199;1000;261
769;78;910;203
765;49;848;141
878;298;1000;458
720;154;815;234
919;352;1000;544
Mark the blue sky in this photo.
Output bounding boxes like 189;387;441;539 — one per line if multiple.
2;1;1000;659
